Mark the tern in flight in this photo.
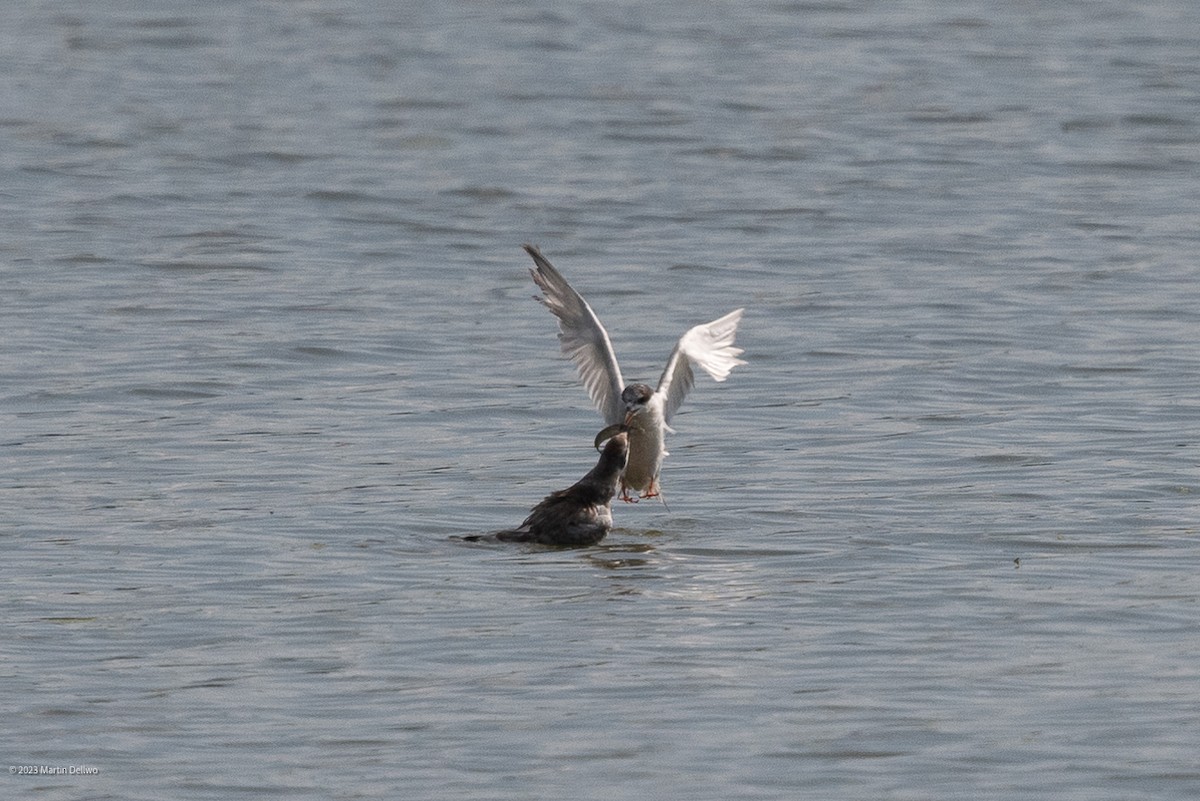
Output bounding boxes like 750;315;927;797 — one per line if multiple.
524;244;745;504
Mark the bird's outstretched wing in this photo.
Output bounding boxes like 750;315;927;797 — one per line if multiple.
655;308;746;424
525;245;626;425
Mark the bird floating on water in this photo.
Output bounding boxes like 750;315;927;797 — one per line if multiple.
524;244;745;504
463;427;629;547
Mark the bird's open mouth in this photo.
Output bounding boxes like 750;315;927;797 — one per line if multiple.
593;422;629;451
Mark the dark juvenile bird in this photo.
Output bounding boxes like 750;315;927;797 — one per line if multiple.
466;429;629;547
524;244;745;503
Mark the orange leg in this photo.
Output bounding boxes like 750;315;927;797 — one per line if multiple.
640;478;661;499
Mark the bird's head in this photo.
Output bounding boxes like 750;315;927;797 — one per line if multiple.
587;426;630;498
593;422;630;453
600;430;629;468
620;383;654;424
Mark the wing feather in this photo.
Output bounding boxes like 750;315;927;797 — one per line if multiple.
524;245;626;425
655;308;746;423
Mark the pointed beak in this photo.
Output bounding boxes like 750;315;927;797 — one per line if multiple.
623;409;636;425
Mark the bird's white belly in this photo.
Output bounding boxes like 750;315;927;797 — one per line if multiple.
566;504;612;538
623;420;665;492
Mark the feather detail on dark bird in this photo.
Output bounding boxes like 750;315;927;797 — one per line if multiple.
462;428;629;547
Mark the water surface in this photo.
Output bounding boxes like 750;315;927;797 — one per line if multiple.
3;1;1198;799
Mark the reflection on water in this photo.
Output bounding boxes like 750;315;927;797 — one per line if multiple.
582;540;658;571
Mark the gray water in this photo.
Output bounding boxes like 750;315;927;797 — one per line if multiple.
3;1;1199;799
